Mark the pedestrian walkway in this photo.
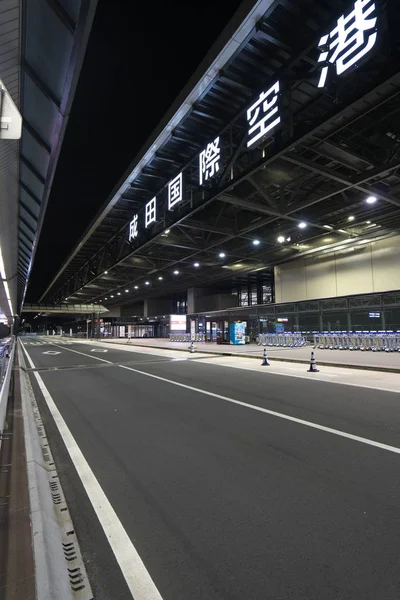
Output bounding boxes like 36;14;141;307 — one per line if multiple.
98;337;400;373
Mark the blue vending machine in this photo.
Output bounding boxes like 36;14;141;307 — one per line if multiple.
230;321;247;345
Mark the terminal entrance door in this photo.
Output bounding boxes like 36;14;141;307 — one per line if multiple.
206;320;229;343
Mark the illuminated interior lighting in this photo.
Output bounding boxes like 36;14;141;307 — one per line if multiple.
173;270;179;275
104;271;108;274
105;298;108;300
252;240;260;246
117;292;121;295
366;195;377;204
323;225;333;230
145;281;150;285
298;222;307;229
277;236;285;243
338;229;347;234
366;220;371;224
164;229;170;234
111;295;114;298
194;262;200;267
219;252;226;258
134;285;139;289
366;223;377;228
348;216;355;221
125;289;129;292
158;276;163;280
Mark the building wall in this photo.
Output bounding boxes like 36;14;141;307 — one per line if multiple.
194;293;238;313
275;236;400;303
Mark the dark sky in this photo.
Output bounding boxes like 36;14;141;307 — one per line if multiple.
27;0;244;301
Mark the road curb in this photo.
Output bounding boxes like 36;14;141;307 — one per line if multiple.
18;344;94;600
92;339;400;375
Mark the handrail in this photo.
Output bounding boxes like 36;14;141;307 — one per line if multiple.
0;337;15;451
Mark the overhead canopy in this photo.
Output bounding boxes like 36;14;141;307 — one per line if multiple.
0;0;97;324
39;0;400;310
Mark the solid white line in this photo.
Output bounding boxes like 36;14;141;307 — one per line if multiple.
117;364;400;456
20;343;164;600
47;343;400;455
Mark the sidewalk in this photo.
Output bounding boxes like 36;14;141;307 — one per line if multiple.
100;338;400;373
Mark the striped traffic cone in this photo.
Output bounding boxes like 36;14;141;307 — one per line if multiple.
261;348;270;366
189;341;196;354
307;351;319;373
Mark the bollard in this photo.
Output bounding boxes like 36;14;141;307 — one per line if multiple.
307;351;319;373
189;341;196;354
261;348;270;366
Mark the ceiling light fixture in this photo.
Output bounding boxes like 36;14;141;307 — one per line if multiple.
219;252;226;258
277;235;285;243
323;225;333;230
173;270;179;275
252;239;260;246
145;281;150;285
348;216;355;221
194;262;200;267
298;222;307;229
366;195;377;204
117;292;121;295
104;271;108;274
158;276;163;280
111;295;114;298
125;289;129;292
286;236;291;242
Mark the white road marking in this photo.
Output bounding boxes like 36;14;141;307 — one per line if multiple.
20;343;164;600
42;351;61;355
47;343;400;457
90;349;108;353
52;344;113;364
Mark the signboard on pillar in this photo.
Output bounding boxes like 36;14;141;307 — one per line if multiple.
170;314;186;332
190;320;196;339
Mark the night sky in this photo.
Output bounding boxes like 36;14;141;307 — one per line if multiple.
27;0;244;301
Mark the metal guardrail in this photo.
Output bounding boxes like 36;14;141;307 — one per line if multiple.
257;333;308;347
0;337;14;449
169;333;206;342
313;332;400;352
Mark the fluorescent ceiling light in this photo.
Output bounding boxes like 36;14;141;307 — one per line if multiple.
252;240;260;246
173;270;179;275
0;242;14;316
298;222;307;229
348;216;355;221
323;225;333;230
194;262;200;267
219;252;226;258
366;195;377;204
277;236;285;243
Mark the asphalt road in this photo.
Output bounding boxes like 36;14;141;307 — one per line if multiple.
21;339;400;600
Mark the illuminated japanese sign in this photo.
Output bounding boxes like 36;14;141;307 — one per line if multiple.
247;81;281;148
168;172;183;209
145;197;156;228
317;0;377;88
128;214;138;242
126;1;379;243
199;137;221;185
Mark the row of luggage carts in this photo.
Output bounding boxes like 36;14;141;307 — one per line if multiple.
257;333;308;347
313;332;400;352
170;333;206;342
